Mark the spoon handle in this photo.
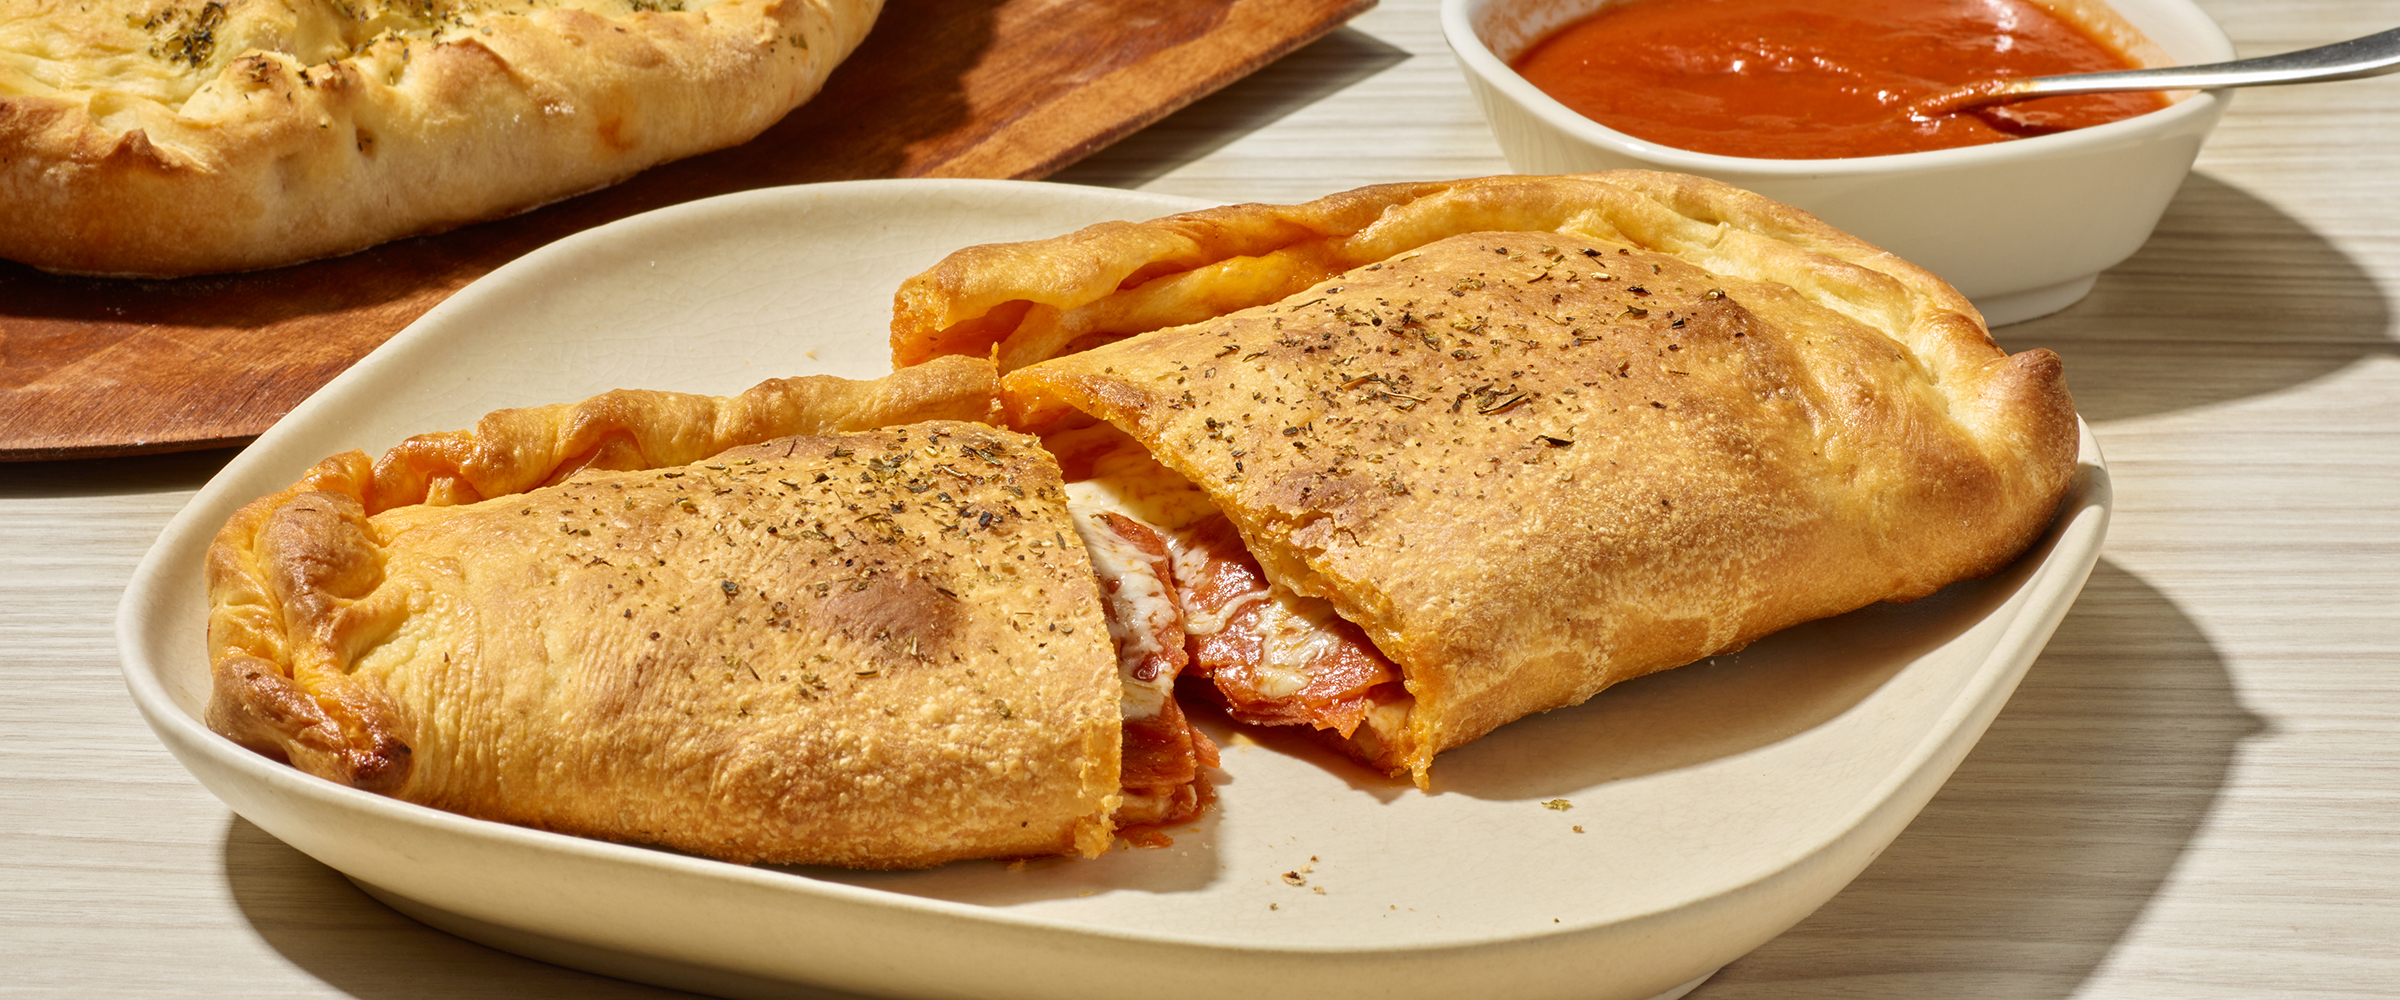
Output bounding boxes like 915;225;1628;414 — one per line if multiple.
1911;25;2400;117
2017;25;2400;97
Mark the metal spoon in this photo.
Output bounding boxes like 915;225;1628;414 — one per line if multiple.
1905;25;2400;119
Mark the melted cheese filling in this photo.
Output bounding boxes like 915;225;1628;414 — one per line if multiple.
1057;422;1415;759
1053;423;1222;533
1180;587;1265;638
1064;498;1179;721
1250;595;1353;699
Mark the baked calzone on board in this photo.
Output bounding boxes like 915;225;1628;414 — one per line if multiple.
894;172;2080;782
0;0;879;276
204;358;1215;867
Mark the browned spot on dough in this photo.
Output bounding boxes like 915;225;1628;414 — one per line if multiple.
596;115;634;153
820;570;964;671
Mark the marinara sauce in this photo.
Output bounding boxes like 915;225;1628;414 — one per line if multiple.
1511;0;2173;159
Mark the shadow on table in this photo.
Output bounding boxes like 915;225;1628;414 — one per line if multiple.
0;447;239;499
222;817;718;999
2000;171;2397;423
1694;560;2264;999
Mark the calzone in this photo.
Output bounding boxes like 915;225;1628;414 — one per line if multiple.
0;0;880;276
891;171;2080;782
205;358;1217;867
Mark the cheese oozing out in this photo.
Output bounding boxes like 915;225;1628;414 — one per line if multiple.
1050;422;1415;769
1066;501;1184;721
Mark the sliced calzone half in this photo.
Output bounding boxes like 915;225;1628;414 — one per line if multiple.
0;0;881;276
890;172;2080;784
205;358;1217;868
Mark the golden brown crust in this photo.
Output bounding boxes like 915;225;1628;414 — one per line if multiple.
206;366;1126;868
892;178;1454;372
0;0;880;276
362;354;999;513
894;172;2029;385
971;173;2078;782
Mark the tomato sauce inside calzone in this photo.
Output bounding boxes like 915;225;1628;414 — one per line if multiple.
1054;424;1414;783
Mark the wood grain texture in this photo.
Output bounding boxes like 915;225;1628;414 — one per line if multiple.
0;0;1372;462
4;0;2397;997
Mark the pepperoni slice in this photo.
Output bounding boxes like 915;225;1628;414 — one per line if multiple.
1070;501;1218;829
1170;515;1402;740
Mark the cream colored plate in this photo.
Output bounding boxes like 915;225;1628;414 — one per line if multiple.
118;180;2110;1000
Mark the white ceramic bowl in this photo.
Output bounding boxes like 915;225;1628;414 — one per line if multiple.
1442;0;2235;325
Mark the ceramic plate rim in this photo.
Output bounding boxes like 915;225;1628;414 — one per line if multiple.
115;178;2111;990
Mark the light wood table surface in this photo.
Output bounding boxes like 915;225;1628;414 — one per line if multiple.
5;0;2395;996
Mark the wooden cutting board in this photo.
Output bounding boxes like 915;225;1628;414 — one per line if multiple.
0;0;1373;461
